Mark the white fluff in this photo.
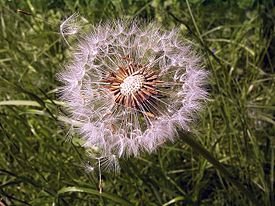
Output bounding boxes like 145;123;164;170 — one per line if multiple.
58;18;208;171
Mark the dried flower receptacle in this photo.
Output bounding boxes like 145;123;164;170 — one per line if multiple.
102;58;167;118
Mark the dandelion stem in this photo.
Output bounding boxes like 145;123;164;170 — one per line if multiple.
180;132;260;205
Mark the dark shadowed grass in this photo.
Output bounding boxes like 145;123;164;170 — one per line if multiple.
0;0;274;205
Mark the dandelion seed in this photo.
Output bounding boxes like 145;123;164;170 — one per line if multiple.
98;155;121;174
58;19;208;172
84;164;95;173
60;13;81;46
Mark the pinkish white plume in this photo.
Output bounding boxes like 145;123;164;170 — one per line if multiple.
58;17;208;172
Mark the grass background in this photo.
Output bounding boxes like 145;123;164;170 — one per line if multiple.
0;0;274;205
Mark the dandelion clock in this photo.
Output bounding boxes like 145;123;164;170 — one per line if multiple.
58;16;208;172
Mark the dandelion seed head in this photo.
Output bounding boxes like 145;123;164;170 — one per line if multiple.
58;19;208;171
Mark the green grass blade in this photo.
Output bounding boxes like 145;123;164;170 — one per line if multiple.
162;196;187;206
58;186;134;206
0;100;41;107
180;132;261;205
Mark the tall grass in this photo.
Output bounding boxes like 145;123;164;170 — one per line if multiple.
0;0;274;205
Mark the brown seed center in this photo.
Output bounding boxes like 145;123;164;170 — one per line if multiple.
102;61;164;117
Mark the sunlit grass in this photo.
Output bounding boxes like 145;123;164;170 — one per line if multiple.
0;0;274;205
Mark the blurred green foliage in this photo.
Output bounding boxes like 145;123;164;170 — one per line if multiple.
0;0;274;205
